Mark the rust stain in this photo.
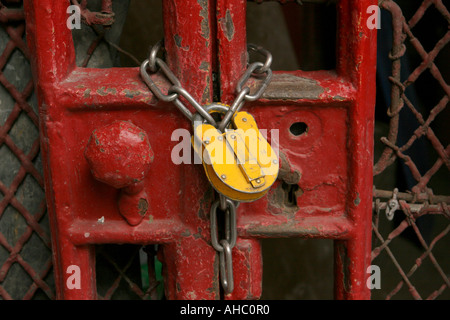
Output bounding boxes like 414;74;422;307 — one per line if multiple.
333;95;345;101
181;229;191;237
267;151;304;217
197;0;209;41
220;9;235;41
247;221;320;238
97;87;117;96
139;96;153;105
197;187;214;221
278;152;301;185
93;134;100;145
211;251;220;298
202;74;211;104
173;34;189;51
354;192;361;206
123;89;141;99
262;74;324;100
84;88;91;98
337;242;351;294
174;34;182;47
138;198;148;216
192;229;203;239
199;61;210;71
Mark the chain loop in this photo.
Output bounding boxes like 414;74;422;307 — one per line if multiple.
247;43;273;74
148;39;164;73
140;40;273;132
168;86;217;127
139;40;273;295
171;97;195;121
210;198;237;252
219;239;234;294
236;61;273;102
210;198;236;295
219;193;228;211
140;60;178;102
218;87;250;132
218;44;273;131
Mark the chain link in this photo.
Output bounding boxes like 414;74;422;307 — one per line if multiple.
210;198;237;252
139;40;273;295
219;239;234;294
140;40;273;132
168;85;217;126
210;198;237;294
218;87;250;132
148;39;163;73
236;61;272;102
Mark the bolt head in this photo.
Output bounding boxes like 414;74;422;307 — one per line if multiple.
85;121;154;189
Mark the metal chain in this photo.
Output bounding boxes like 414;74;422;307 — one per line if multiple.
140;39;273;295
210;197;237;294
140;39;272;132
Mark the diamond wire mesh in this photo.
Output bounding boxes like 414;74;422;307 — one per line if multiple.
372;0;449;300
0;0;54;300
0;0;154;300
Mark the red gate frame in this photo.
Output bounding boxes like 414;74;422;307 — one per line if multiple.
23;0;377;299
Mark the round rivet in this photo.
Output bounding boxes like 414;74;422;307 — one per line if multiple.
256;179;261;184
273;159;278;164
221;174;227;179
230;134;236;139
242;118;247;122
204;140;210;145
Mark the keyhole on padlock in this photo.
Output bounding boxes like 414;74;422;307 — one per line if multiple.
281;181;300;207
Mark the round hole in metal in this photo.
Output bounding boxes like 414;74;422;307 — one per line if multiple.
289;122;308;136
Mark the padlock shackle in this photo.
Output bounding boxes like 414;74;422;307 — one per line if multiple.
192;103;230;131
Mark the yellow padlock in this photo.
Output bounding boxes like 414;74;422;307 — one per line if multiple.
192;104;279;202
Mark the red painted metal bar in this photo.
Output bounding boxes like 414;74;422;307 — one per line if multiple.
333;0;377;299
24;0;92;300
218;0;376;300
159;0;221;300
24;0;377;300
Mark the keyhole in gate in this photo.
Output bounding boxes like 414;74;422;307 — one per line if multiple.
289;122;308;136
281;181;300;207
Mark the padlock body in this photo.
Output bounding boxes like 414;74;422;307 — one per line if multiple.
192;110;279;202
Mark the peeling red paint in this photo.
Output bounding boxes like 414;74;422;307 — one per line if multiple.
219;9;235;41
24;0;377;300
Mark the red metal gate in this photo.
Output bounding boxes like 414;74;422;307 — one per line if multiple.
22;0;377;299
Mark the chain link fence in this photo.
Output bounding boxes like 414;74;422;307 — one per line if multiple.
371;0;449;300
0;0;54;300
0;0;448;299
